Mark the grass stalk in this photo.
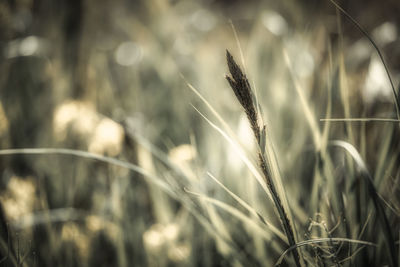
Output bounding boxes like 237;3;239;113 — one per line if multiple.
225;50;301;267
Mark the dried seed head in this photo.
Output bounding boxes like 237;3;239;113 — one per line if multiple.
225;50;261;143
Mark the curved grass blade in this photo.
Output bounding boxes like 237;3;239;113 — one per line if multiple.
329;0;400;120
330;140;398;267
0;148;253;266
191;105;272;201
275;237;377;266
207;172;285;241
320;118;400;123
185;188;287;246
0;148;174;196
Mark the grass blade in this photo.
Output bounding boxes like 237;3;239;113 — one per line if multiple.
330;140;398;267
275;237;377;266
329;0;400;120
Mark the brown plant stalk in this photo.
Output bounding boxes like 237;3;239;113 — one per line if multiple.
225;50;301;267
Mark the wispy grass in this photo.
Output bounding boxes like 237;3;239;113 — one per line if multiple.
320;118;400;122
275;237;377;266
0;0;399;266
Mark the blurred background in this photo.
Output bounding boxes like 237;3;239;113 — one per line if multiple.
0;0;399;266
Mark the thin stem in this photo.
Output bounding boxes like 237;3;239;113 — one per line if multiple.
225;50;301;267
329;0;400;121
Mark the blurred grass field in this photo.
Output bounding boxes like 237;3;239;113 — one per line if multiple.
0;0;400;266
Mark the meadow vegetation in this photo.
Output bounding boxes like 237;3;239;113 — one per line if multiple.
0;0;399;266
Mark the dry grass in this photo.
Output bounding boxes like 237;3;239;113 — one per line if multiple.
225;50;300;266
0;0;399;266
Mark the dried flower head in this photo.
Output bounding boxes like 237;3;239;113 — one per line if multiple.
225;50;261;143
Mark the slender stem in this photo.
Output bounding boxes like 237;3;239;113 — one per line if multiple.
329;0;400;121
225;50;301;267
